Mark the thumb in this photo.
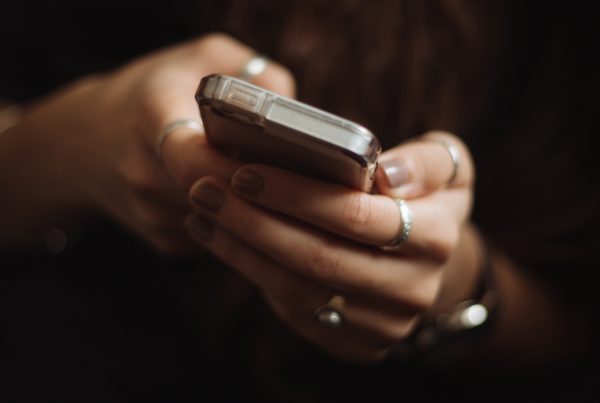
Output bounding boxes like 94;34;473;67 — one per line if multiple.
375;131;473;199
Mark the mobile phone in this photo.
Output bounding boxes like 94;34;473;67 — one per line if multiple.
195;74;381;192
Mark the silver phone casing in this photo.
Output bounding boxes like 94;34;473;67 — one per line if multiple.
196;74;381;191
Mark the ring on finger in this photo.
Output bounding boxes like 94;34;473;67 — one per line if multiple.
314;294;346;328
381;198;412;252
238;54;269;82
156;118;203;159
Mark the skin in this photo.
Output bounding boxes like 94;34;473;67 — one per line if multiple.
185;131;481;362
0;33;588;369
0;33;293;253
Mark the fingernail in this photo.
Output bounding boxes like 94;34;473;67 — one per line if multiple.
232;169;264;197
188;215;213;242
379;158;410;188
191;184;224;213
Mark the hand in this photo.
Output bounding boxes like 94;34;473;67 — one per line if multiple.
0;33;295;252
186;131;478;361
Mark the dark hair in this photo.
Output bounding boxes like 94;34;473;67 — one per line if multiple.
218;0;599;299
221;1;504;147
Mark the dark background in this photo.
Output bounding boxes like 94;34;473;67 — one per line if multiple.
1;1;598;402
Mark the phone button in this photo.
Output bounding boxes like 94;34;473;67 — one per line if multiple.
225;83;263;113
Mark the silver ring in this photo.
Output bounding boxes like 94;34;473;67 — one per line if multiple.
425;138;460;186
381;199;412;252
156;119;202;158
314;295;345;328
238;55;269;81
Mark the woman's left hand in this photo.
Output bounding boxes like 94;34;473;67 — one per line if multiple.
186;131;478;362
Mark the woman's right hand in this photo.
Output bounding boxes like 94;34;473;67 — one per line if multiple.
0;33;295;253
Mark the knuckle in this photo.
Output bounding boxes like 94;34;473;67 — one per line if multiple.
138;88;160;118
306;238;342;282
429;220;459;264
380;320;415;343
194;32;233;53
341;193;373;237
265;63;296;97
426;240;453;265
410;274;442;311
441;223;460;257
239;214;262;239
136;83;174;129
418;210;459;264
386;275;440;313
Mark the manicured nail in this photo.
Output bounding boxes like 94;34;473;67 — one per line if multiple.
231;169;264;197
188;216;213;242
379;158;410;188
191;184;224;213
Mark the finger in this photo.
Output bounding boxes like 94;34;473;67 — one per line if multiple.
184;214;332;309
186;213;422;348
375;131;474;200
186;212;421;344
230;164;467;260
160;34;296;187
246;60;296;98
231;164;400;245
137;32;296;134
266;295;391;363
339;297;420;344
161;127;243;189
188;177;442;308
271;289;420;346
135;33;280;137
184;33;296;97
